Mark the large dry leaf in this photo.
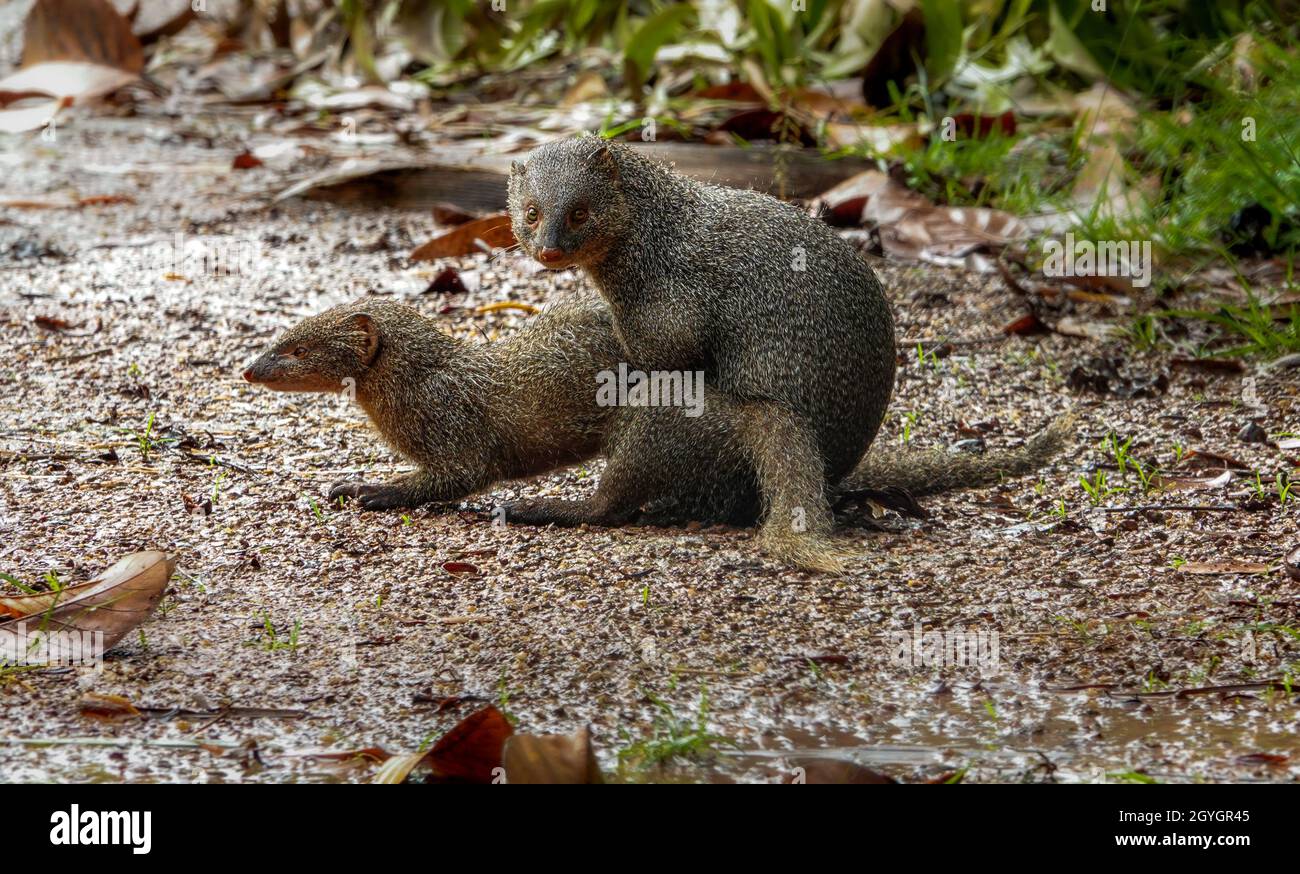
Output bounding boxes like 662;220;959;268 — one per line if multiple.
19;0;143;72
881;206;1031;262
0;0;142;132
813;170;929;226
411;215;517;261
502;726;603;784
0;551;175;652
814;170;1028;266
373;706;514;784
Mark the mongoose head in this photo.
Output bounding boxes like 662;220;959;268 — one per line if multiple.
508;137;630;271
242;303;385;393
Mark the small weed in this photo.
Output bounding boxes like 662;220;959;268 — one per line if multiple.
1079;470;1125;506
617;687;732;773
247;612;300;652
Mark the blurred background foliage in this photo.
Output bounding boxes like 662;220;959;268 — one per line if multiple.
333;0;1297;261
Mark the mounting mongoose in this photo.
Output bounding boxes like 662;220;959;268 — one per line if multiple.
243;297;1069;533
506;136;897;570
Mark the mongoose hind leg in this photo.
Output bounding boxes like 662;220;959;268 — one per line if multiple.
503;397;850;572
502;453;648;528
330;467;489;511
734;402;850;573
501;400;742;529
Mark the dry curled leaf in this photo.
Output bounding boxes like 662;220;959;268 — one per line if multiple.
373;706;513;784
0;0;142;132
502;726;603;784
0;551;175;652
78;692;140;721
411;215;516;261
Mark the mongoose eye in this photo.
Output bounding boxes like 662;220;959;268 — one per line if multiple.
291;346;308;358
570;207;588;225
525;206;539;224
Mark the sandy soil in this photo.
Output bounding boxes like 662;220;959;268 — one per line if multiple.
1;115;1297;783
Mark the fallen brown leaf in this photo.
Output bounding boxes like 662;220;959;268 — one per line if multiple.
0;0;142;132
78;692;140;721
411;214;516;261
0;551;175;652
232;150;264;170
373;706;514;784
502;726;603;784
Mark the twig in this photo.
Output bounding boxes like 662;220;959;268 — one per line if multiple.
45;347;114;364
1100;504;1239;513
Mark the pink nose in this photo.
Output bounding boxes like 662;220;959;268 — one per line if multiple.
538;247;565;264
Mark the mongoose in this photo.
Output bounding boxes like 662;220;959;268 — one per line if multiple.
507;136;897;569
243;297;1068;534
243;296;623;509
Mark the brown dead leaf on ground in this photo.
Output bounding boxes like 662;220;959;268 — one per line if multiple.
373;705;514;784
1154;470;1234;492
0;0;142;133
502;726;603;784
0;551;175;651
78;692;141;721
0;194;135;209
232;150;264;170
411;214;516;261
813;171;1029;266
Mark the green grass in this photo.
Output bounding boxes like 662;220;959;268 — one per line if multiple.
246;612;301;653
1163;294;1300;360
617;687;732;774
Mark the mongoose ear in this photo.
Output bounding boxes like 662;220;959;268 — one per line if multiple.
510;160;523;176
588;139;618;178
342;312;381;365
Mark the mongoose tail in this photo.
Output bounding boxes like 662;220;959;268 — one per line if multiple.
840;414;1075;498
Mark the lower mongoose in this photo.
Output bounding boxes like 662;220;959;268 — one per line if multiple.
243;298;1067;532
507;137;897;570
243;296;622;510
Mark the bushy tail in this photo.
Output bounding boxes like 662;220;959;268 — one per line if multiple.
840;414;1075;499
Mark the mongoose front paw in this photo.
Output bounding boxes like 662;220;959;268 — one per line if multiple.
328;482;366;502
328;482;410;511
499;498;550;525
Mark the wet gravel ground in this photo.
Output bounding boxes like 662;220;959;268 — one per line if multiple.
1;116;1297;783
